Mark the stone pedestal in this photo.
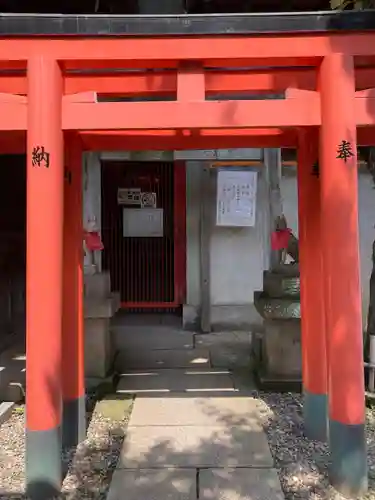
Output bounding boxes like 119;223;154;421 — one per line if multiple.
84;272;120;379
253;264;302;391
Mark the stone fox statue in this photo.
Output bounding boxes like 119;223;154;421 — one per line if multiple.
274;214;299;264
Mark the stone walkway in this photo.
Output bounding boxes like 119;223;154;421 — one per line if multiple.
106;371;284;500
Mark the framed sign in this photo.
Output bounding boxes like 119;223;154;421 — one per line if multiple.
216;168;258;227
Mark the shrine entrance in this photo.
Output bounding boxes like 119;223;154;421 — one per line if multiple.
101;160;186;310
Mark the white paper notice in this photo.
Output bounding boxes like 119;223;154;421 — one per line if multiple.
216;169;258;227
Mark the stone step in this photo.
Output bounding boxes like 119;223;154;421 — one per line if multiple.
112;326;194;351
116;368;236;394
0;345;25;403
84;272;111;299
263;271;300;298
194;331;252;369
114;348;211;371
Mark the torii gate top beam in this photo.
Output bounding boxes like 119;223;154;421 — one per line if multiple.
0;11;374;71
0;11;375;150
0;10;375;36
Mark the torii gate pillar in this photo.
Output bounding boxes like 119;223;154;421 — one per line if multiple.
297;129;328;443
319;53;367;497
25;57;64;499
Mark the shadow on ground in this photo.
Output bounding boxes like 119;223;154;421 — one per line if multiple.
1;391;375;499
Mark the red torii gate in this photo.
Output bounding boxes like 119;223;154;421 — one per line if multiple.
0;12;373;498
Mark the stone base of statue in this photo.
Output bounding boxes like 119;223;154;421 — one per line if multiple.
253;264;302;392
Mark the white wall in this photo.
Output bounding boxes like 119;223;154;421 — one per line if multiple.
185;164;375;327
209;167;268;305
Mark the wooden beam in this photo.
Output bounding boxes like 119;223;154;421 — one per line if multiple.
62;98;319;130
0;126;375;154
0;67;374;98
79;131;297;150
177;63;205;101
0;34;374;66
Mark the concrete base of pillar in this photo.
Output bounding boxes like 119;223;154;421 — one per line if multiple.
182;305;200;331
84;272;120;380
253;320;302;392
85;318;112;378
262;319;301;377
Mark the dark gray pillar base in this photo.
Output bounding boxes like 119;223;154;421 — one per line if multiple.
26;427;62;500
62;396;86;451
329;419;368;497
303;390;328;442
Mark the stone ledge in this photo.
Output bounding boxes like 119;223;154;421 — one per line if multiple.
0;402;16;426
84;272;111;299
183;304;263;332
84;292;121;319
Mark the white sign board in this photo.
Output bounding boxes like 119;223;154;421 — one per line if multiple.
216;169;258;227
118;188;141;205
123;208;164;237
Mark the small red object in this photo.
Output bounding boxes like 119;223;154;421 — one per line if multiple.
84;231;104;251
271;228;292;251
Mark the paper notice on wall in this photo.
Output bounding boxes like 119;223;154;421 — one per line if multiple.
216;169;258;227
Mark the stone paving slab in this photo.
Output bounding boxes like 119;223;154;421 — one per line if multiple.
129;396;264;428
107;468;197;500
119;425;273;468
199;468;285;500
115;348;210;371
116;369;235;394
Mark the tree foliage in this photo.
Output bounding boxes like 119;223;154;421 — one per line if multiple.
330;0;375;8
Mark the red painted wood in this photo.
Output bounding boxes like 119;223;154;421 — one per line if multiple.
2;34;375;66
62;134;85;403
319;54;365;426
26;57;63;432
297;129;327;400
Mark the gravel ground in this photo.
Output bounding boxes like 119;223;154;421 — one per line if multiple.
258;392;375;500
0;395;133;499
